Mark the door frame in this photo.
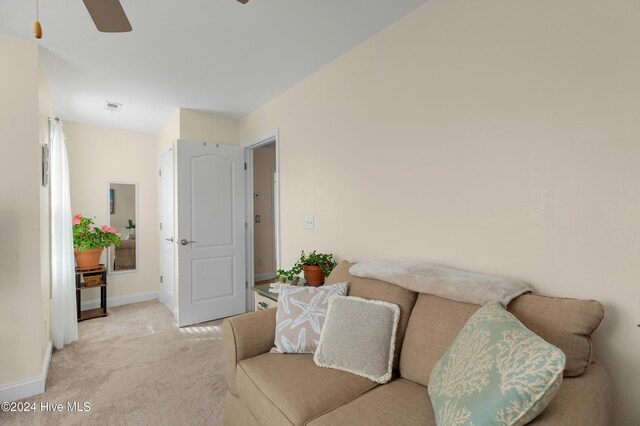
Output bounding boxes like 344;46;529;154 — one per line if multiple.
244;129;280;311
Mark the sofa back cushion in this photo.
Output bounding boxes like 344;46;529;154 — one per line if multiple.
507;294;603;377
325;261;418;370
400;294;479;386
400;292;605;385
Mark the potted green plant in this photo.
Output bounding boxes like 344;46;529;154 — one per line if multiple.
73;214;122;270
125;219;136;239
276;250;337;287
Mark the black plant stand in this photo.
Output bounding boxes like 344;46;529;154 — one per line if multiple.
75;265;108;321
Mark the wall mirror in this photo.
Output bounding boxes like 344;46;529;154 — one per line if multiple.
108;182;138;273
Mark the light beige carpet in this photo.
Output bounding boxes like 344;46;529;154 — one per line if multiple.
1;301;226;426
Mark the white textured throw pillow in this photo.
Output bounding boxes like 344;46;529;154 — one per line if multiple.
314;295;400;384
271;283;347;354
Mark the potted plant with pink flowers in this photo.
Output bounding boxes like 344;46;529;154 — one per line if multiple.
72;214;121;270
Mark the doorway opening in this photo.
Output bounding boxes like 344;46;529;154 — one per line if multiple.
245;130;280;310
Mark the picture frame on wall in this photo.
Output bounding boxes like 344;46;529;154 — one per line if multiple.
110;188;115;214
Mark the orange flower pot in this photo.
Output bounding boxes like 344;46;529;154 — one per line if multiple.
74;248;104;271
302;265;325;287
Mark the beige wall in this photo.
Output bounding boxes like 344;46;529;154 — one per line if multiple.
0;34;46;385
38;50;54;361
156;107;240;154
239;0;640;422
156;109;180;154
65;121;159;302
253;145;276;277
179;109;239;146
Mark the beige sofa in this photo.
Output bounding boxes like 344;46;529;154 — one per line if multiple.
114;238;135;270
223;261;611;425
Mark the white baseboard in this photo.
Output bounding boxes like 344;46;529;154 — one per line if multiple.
81;291;158;311
0;340;52;402
255;272;276;282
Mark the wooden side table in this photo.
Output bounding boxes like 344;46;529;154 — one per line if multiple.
75;265;108;321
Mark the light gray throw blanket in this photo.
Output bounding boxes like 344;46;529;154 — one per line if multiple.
349;262;531;307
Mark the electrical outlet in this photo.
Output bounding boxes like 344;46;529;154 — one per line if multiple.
259;258;263;266
304;216;314;229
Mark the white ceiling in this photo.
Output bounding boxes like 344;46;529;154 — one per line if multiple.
0;0;426;133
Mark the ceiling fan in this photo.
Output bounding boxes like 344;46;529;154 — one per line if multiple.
33;0;250;39
82;0;132;33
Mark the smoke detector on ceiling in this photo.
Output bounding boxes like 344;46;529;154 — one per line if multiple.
104;101;122;113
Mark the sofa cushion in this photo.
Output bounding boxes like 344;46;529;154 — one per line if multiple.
507;294;604;377
400;292;605;385
428;302;565;426
307;378;434;426
400;294;479;386
325;261;418;369
314;295;400;384
237;353;377;426
529;361;611;425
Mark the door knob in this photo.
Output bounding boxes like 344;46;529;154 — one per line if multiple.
165;237;174;242
180;239;195;246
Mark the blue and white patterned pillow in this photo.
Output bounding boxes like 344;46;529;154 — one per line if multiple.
271;283;348;354
428;302;566;426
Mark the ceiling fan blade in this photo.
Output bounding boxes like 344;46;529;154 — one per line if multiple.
237;0;250;4
83;0;132;33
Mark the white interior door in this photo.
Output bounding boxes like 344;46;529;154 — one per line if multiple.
272;168;278;275
159;148;176;317
176;140;246;326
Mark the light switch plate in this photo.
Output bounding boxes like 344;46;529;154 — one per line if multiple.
304;216;314;229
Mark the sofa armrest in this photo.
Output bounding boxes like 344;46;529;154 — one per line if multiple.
223;308;276;395
530;361;611;425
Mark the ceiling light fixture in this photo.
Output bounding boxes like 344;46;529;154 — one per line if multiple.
104;101;123;113
33;0;42;39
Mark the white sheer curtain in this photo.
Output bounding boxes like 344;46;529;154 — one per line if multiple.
50;119;78;349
